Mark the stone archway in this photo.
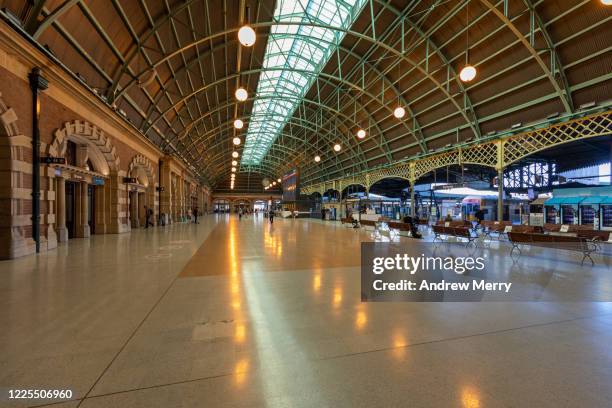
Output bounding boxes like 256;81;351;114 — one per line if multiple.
49;120;125;239
128;154;157;227
49;120;120;173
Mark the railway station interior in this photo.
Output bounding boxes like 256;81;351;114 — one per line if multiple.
0;0;611;407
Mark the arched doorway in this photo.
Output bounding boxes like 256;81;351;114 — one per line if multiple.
48;121;120;241
232;199;251;213
128;155;156;228
213;199;230;213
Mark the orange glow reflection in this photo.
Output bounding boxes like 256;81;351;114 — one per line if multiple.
235;323;246;344
234;358;249;385
461;386;481;408
355;310;367;330
313;274;321;292
333;286;343;308
228;218;243;317
392;332;407;359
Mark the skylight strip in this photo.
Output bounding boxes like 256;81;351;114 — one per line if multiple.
241;0;367;166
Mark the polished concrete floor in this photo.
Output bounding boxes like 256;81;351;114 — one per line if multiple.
2;215;612;407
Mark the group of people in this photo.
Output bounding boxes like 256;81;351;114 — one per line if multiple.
141;206;201;227
238;207;275;223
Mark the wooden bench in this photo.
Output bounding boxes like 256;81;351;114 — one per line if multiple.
341;217;354;227
360;219;377;231
432;225;477;247
387;221;413;237
508;232;597;265
480;221;512;239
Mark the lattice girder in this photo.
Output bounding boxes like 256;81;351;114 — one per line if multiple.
300;111;611;194
502;111;612;166
367;164;411;188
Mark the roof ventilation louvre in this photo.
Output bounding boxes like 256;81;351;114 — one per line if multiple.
511;123;522;129
579;101;597;110
486;130;497;136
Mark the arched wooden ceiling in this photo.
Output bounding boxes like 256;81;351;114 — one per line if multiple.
2;0;610;191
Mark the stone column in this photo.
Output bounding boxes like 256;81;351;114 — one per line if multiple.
76;181;90;238
130;190;140;228
56;176;68;242
107;173;125;233
94;184;106;234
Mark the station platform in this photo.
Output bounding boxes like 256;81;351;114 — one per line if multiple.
2;215;612;407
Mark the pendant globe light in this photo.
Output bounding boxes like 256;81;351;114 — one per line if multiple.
233;137;241;146
314;155;321;162
238;25;256;47
234;118;244;129
459;1;477;83
235;87;248;101
393;106;406;119
393;63;406;119
333;143;341;152
232;151;239;158
356;129;366;139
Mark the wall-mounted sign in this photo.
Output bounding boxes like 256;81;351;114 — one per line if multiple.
123;177;137;184
92;177;105;186
156;186;165;192
40;157;66;165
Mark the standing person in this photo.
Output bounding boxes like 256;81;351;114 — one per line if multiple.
475;208;485;225
269;208;274;224
238;207;243;221
144;205;154;228
193;207;199;224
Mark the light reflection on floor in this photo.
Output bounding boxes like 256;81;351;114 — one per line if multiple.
1;215;612;407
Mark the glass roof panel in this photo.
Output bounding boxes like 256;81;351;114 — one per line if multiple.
241;0;366;166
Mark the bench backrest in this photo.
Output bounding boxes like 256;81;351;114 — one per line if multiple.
512;225;535;233
432;225;446;234
552;234;585;250
508;232;532;243
577;230;610;241
388;222;411;231
530;233;554;243
453;227;471;238
543;223;561;232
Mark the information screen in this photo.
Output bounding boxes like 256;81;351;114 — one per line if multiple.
282;169;300;201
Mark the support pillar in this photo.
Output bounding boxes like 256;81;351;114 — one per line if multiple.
76;181;90;238
410;182;416;217
130;190;140;228
497;168;504;222
56;176;68;242
94;184;106;234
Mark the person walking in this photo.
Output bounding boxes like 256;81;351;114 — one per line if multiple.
193;206;199;224
144;205;154;228
238;207;243;221
269;208;274;224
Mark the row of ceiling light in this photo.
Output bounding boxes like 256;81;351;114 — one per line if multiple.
264;178;282;191
233;23;481;168
229;150;240;189
228;25;255;188
229;0;612;181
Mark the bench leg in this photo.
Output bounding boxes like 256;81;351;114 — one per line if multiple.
581;252;595;266
510;244;521;257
